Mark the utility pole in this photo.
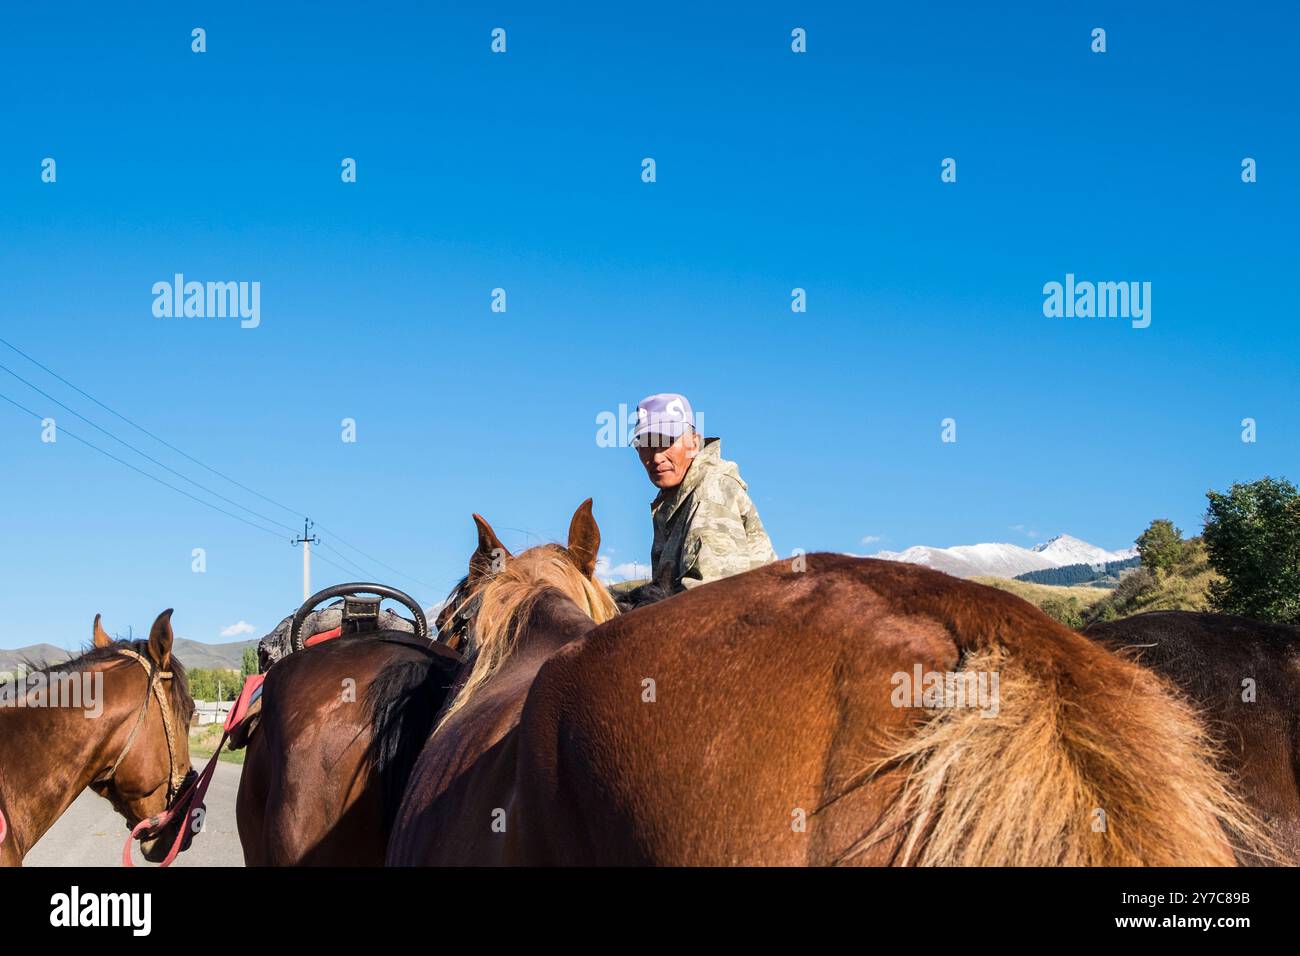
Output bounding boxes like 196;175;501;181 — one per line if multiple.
292;518;320;601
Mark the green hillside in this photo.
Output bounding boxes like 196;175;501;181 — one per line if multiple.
1080;537;1218;625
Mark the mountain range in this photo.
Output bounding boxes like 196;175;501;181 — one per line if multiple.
872;533;1137;580
0;637;254;674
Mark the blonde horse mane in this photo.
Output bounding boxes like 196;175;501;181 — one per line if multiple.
436;544;619;730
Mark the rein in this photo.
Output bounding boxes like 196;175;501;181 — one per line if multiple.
103;649;199;868
442;589;483;653
121;752;209;868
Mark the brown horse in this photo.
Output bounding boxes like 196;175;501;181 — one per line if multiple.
0;610;194;866
388;499;1271;866
1085;610;1300;864
236;630;461;865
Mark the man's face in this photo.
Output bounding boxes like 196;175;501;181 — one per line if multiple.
636;431;699;490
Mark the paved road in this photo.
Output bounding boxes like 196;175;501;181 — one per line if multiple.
26;760;246;867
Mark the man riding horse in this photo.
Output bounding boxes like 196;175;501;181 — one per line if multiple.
632;392;777;592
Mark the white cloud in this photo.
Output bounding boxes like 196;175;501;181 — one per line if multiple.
220;620;256;638
860;535;883;546
596;554;651;584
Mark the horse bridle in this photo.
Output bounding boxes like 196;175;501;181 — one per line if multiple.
98;649;192;810
439;587;483;653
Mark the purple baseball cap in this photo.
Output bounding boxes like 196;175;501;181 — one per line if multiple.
633;393;695;445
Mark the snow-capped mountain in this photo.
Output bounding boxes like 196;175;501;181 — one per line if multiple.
872;534;1136;580
1030;534;1135;569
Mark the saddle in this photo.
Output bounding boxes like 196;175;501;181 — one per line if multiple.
228;596;420;750
225;674;266;750
256;598;418;672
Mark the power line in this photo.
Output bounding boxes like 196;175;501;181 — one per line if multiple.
316;539;376;579
306;545;419;598
310;549;365;581
1;387;436;598
313;522;437;590
0;359;299;535
0;335;306;522
1;389;430;601
0;335;437;593
0;390;288;541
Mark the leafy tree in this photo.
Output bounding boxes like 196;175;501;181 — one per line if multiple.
188;668;212;701
1203;477;1300;624
1113;567;1157;605
188;667;240;701
1135;519;1185;576
1016;557;1140;587
1079;567;1156;626
240;646;258;681
1040;596;1084;630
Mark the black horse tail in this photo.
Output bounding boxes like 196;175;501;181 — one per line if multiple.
365;640;459;833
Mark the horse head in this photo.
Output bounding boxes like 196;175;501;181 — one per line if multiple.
88;609;196;863
434;499;618;726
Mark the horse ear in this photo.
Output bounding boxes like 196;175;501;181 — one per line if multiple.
92;613;112;648
469;514;511;584
147;609;175;671
566;498;601;579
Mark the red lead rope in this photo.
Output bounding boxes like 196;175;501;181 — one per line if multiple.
121;733;226;868
124;674;264;866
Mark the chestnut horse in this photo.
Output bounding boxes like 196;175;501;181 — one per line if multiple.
388;499;1271;866
0;610;194;866
1085;610;1300;864
236;631;461;865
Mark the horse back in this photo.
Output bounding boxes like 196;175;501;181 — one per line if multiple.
510;556;967;864
238;632;459;866
1086;610;1300;860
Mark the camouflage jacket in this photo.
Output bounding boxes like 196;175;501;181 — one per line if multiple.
650;438;777;592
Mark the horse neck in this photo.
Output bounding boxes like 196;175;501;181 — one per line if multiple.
513;588;601;662
0;660;146;858
441;587;597;741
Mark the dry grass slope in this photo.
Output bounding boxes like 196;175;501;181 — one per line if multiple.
971;577;1108;608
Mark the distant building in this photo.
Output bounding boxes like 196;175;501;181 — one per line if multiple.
192;699;233;726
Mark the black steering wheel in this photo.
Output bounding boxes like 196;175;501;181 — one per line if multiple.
290;582;429;652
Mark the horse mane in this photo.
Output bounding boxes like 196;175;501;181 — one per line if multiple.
33;639;194;727
436;545;620;730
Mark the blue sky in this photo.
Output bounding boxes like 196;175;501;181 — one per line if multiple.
2;2;1297;649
